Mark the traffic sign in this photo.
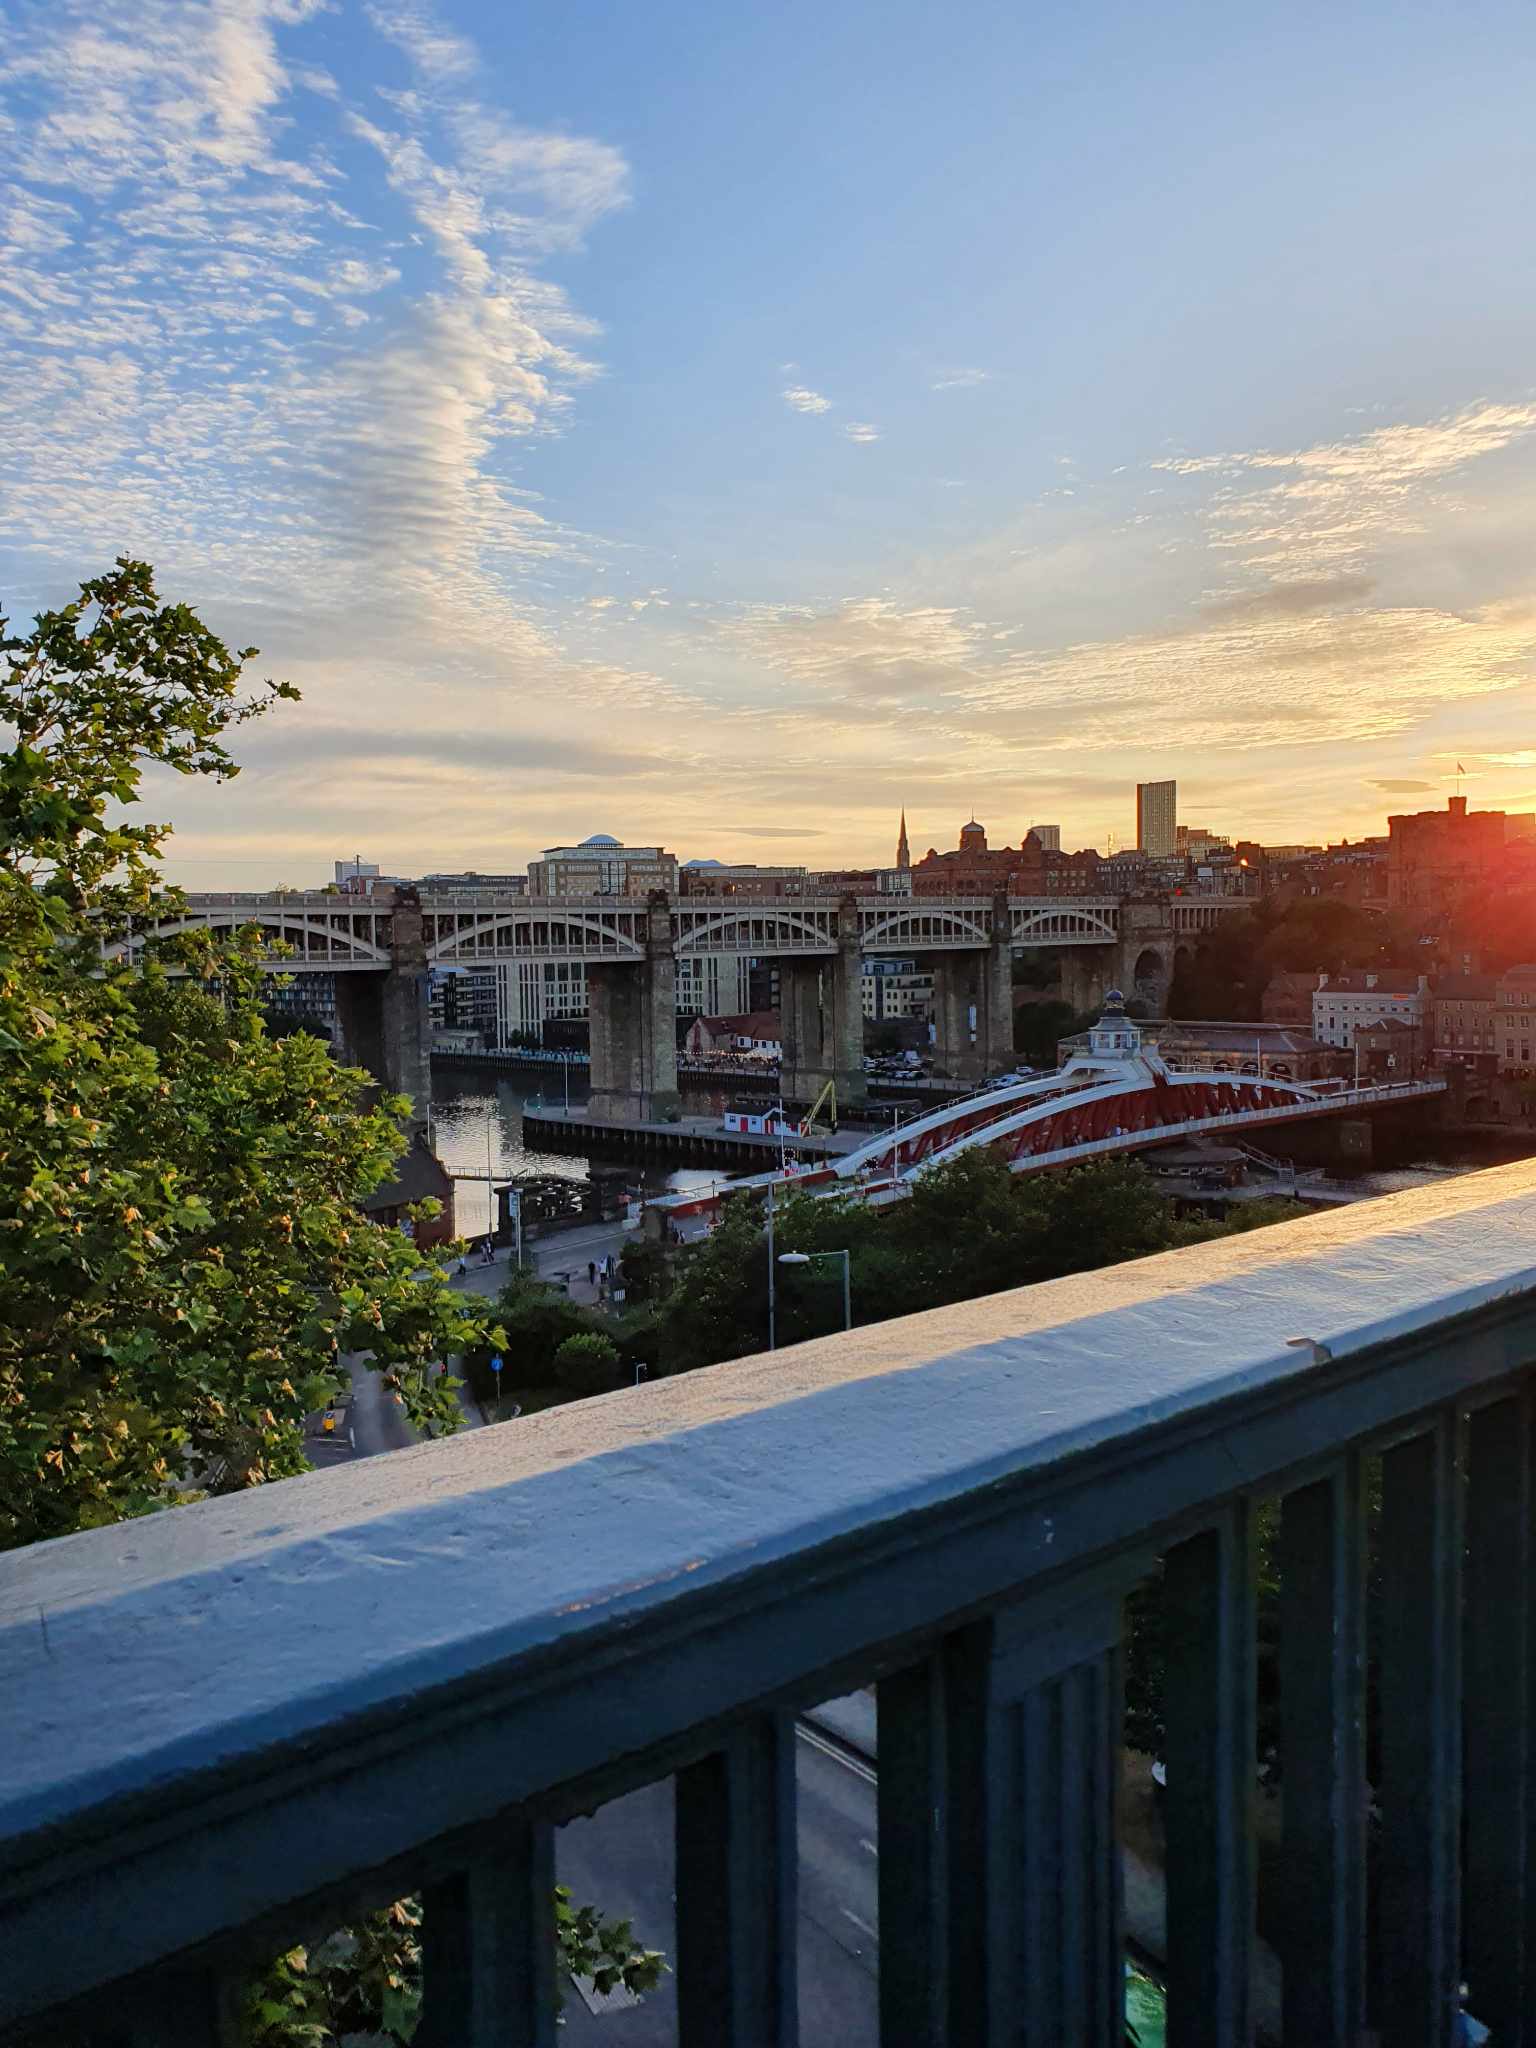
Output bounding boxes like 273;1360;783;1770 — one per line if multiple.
490;1355;503;1375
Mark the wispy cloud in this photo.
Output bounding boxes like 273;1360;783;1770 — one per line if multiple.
0;0;627;642
843;421;879;443
931;367;992;390
782;384;832;415
1156;400;1536;577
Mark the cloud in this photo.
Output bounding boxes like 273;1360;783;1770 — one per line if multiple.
782;385;831;415
728;583;1536;758
725;598;989;700
1371;779;1437;793
1196;574;1376;622
1157;400;1536;577
0;0;630;651
843;421;879;444
931;367;991;390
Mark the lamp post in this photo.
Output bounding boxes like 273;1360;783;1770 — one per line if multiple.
766;1175;776;1352
778;1248;852;1333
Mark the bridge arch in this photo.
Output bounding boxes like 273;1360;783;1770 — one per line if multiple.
678;908;836;955
426;912;645;962
1131;946;1170;1011
1012;906;1119;945
860;905;990;951
102;912;389;968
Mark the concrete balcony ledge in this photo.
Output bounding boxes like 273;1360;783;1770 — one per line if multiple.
6;1161;1536;2028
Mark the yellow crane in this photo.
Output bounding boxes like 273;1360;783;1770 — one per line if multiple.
798;1078;838;1138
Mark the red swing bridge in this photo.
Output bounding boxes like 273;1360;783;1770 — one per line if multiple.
645;991;1446;1235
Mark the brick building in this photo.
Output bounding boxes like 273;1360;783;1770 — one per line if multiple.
1496;964;1536;1076
1387;796;1536;914
1432;974;1497;1071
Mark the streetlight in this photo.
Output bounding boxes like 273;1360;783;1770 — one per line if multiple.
778;1248;852;1333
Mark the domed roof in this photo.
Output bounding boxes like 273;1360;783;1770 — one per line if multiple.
683;857;725;868
579;833;620;847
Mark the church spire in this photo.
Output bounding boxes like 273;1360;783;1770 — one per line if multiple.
897;808;910;870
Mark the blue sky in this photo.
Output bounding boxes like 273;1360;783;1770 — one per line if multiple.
4;0;1536;880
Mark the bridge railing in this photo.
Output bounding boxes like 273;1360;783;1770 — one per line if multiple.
5;1163;1532;2045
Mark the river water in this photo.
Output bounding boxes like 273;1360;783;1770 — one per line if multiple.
429;1065;724;1237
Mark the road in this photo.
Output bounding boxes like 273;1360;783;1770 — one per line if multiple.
556;1721;879;2045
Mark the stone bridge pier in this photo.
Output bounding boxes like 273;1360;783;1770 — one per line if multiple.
926;895;1016;1083
587;894;681;1123
779;898;867;1109
1056;903;1176;1020
331;890;431;1133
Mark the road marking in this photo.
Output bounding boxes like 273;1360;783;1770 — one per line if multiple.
796;1720;877;1785
841;1908;877;1940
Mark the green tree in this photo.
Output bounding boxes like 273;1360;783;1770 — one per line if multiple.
553;1329;623;1396
0;562;500;1547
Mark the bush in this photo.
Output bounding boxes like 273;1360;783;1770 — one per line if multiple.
552;1331;624;1398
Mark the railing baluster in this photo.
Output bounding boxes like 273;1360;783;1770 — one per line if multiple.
675;1713;797;2047
114;1968;242;2046
1278;1458;1367;2046
878;1658;948;2046
1464;1393;1530;2043
1164;1505;1257;2048
883;1594;1123;2047
417;1814;557;2047
1378;1415;1463;2047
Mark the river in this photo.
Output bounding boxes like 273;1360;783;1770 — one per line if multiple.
429;1065;725;1237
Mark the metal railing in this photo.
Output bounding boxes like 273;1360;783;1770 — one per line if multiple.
5;1161;1536;2044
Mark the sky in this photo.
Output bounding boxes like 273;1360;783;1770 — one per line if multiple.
4;0;1536;883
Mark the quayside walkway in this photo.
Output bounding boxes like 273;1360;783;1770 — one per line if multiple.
7;1163;1536;2043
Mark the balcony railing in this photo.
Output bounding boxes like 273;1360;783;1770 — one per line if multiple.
5;1161;1536;2044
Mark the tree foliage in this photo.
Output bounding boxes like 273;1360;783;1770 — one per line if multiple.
0;561;500;1548
553;1328;623;1396
238;1890;665;2045
656;1150;1229;1374
1167;896;1412;1021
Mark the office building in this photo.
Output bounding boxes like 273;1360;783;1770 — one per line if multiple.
1028;824;1061;852
1135;781;1177;858
528;834;679;898
679;861;810;898
419;871;528;898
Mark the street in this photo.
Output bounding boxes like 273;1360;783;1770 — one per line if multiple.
556;1721;879;2045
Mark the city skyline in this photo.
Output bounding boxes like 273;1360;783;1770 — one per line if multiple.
6;0;1536;883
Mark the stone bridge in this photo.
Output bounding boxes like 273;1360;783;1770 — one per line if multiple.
118;888;1247;1123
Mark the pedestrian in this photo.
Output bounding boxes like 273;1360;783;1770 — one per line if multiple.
588;1260;597;1287
456;1254;468;1278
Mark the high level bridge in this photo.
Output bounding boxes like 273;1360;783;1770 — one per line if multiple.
119;887;1249;1125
